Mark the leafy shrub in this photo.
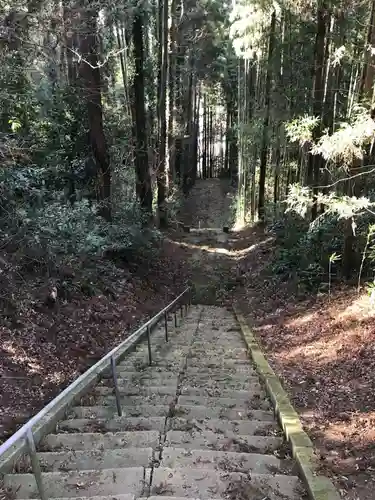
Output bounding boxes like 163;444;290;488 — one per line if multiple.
268;212;344;289
0;192;160;274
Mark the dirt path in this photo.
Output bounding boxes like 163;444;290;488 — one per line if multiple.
179;178;235;228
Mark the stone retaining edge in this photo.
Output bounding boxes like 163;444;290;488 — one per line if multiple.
233;305;341;500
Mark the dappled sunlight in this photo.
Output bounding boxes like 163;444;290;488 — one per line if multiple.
167;234;273;260
168;238;237;257
275;330;346;366
285;311;319;327
333;292;375;323
323;411;375;443
1;340;43;375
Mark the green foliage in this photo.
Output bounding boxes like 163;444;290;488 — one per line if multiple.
0;194;160;273
285;115;320;146
269;212;344;290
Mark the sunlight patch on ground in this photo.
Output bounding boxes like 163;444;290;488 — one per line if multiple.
285;312;320;327
333;292;375;323
171;239;235;256
167;235;273;259
230;237;274;256
323;411;375;443
2;341;43;374
278;332;347;365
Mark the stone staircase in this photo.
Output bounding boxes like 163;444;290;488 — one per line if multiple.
3;306;306;500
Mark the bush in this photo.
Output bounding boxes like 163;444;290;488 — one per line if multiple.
0;192;160;274
268;212;344;289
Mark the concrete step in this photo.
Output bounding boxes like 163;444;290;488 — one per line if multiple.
187;359;252;368
160;447;291;474
4;467;146;499
184;366;257;375
108;371;179;382
172;404;274;421
94;386;177;396
92;394;176;407
150;467;303;500
127;349;189;362
180;380;259;392
189;347;247;356
176;396;271;411
181;373;259;386
70;404;169;419
34;495;135;500
118;361;183;372
35;448;153;471
179;386;263;399
42;431;160;451
168;417;277;436
57;417;166;433
165;430;283;453
189;353;249;361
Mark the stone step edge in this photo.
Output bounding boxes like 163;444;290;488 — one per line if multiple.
233;306;340;500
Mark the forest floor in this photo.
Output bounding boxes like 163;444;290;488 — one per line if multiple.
168;178;375;500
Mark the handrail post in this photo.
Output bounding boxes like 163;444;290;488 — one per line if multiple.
110;356;122;417
26;430;48;500
174;310;178;327
180;304;183;318
164;311;168;342
147;325;152;365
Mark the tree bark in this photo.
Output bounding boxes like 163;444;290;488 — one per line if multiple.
133;8;152;215
258;10;276;221
78;6;111;220
157;0;169;226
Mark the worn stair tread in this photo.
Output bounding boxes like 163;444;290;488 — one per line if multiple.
100;379;179;389
35;448;153;471
93;394;175;406
165;430;283;453
187;359;252;367
160;447;291;474
168;417;277;435
139;497;223;500
181;374;259;385
184;366;257;375
18;495;135;500
117;361;183;372
94;386;177;396
42;431;160;451
177;395;270;410
109;371;179;382
172;404;273;420
57;417;166;434
70;404;170;419
150;467;303;500
4;467;146;499
179;386;263;399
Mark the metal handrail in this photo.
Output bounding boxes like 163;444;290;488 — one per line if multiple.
0;286;191;476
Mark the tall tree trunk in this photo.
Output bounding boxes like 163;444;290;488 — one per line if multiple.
79;6;111;220
307;5;328;221
157;0;169;226
258;10;276;221
133;8;152;214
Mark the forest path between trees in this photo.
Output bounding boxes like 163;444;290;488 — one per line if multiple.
168;178;270;305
